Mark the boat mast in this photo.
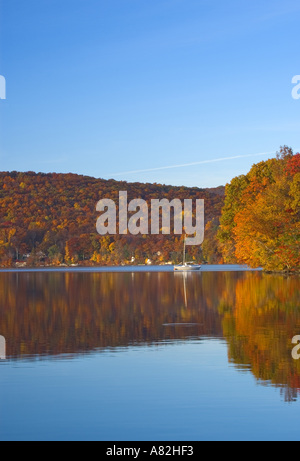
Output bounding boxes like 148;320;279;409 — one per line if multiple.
183;235;186;264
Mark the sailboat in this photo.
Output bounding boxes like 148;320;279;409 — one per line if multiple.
174;236;201;271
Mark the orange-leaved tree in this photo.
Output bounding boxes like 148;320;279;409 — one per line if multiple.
218;146;300;272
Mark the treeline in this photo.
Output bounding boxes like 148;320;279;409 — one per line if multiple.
0;171;224;266
1;146;299;271
218;146;300;273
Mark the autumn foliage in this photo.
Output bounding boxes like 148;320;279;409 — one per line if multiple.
218;147;300;272
0;171;224;266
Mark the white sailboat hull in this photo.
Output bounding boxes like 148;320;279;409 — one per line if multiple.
174;264;201;271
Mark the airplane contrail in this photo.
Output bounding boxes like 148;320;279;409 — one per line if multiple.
108;151;277;176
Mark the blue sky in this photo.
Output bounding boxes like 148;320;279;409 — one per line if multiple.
0;0;299;188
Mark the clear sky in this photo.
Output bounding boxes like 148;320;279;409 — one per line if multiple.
0;0;299;188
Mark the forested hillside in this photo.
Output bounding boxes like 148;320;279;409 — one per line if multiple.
218;146;300;273
2;146;298;271
0;172;224;266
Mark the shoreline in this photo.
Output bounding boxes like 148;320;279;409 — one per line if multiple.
0;263;264;273
0;264;297;274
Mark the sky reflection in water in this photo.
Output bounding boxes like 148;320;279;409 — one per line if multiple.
0;268;299;441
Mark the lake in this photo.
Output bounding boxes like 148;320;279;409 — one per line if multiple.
0;265;299;441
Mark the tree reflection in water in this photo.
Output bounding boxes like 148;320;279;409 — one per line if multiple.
0;270;299;400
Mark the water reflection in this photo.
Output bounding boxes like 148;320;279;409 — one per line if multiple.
0;271;224;357
219;272;300;401
0;270;299;400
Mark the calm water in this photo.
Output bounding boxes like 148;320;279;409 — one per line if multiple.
0;265;299;441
